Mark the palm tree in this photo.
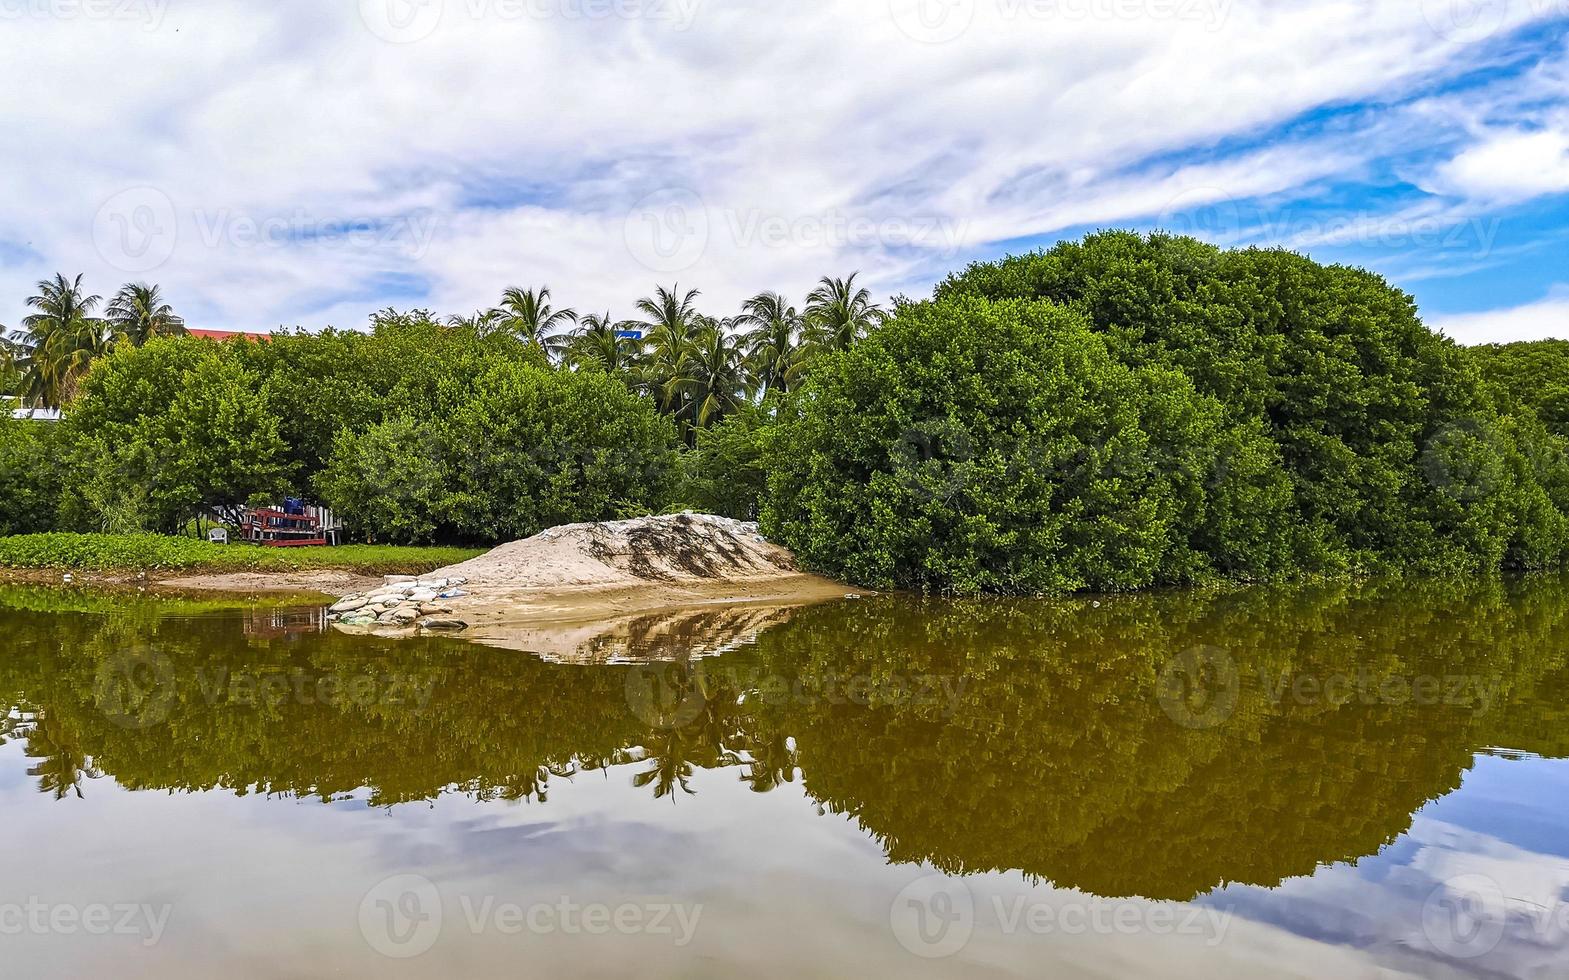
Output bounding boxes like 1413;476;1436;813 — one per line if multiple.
735;291;802;396
563;312;642;375
19;274;117;409
633;284;703;337
490;286;577;359
0;327;28;401
634;285;705;419
105;282;185;346
803;273;883;353
446;309;504;336
23;715;101;800
736;731;799;793
676;319;753;429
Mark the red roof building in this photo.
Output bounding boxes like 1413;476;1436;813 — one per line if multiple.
187;328;270;342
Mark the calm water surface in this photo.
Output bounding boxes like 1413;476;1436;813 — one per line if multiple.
2;577;1568;978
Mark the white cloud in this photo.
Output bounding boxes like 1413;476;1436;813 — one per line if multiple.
1432;126;1569;204
1430;291;1569;344
0;0;1567;331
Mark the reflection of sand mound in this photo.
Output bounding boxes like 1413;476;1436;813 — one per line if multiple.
468;601;808;661
436;513;804;589
335;514;853;653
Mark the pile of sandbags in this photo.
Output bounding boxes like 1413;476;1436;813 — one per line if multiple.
329;574;470;632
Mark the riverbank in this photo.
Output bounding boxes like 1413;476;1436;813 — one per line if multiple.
0;534;484;593
0;520;856;640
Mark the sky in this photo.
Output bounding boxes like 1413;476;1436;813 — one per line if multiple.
2;1;1569;344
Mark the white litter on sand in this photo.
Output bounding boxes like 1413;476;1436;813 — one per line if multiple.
429;512;800;589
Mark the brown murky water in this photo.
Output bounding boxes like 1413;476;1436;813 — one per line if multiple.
2;576;1567;978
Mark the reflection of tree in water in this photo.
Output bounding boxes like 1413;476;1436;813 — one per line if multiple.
749;577;1569;899
2;575;1569;899
736;731;799;794
23;714;102;800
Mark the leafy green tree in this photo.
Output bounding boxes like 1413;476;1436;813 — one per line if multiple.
61;338;288;532
444;363;679;540
236;310;548;494
0;414;66;534
320;363;677;544
935;231;1563;575
234;329;381;489
764;294;1292;594
1469;339;1569;438
677;401;774;520
316;415;456;544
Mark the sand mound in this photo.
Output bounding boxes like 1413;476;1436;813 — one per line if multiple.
432;512;802;589
328;513;852;652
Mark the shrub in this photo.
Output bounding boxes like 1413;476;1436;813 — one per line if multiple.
935;231;1567;574
320;364;677;544
1469;339;1569;439
316;416;456;545
762;295;1297;595
676;402;774;520
445;364;678;540
0;532;481;572
61;337;289;533
236;311;550;493
0;416;66;535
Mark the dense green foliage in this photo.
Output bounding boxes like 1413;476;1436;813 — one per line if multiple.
765;295;1300;593
235;312;550;484
1;276;873;547
0;533;480;572
319;362;678;544
61;337;290;533
1469;338;1569;439
6;307;674;544
0;415;65;535
764;232;1569;592
8;240;1569;590
675;401;775;520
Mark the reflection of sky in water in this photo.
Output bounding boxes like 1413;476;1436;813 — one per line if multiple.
1206;756;1569;978
2;733;1566;978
